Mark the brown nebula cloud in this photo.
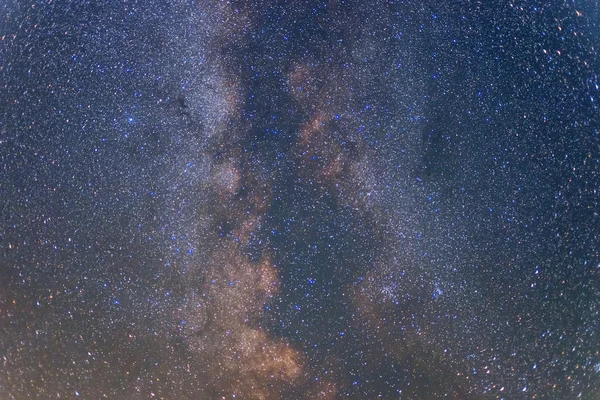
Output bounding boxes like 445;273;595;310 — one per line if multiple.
174;147;304;398
181;242;302;400
288;62;372;213
171;148;304;397
211;159;243;199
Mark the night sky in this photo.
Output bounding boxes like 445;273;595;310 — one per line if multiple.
1;1;600;399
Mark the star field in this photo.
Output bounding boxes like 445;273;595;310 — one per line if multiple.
1;0;600;399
